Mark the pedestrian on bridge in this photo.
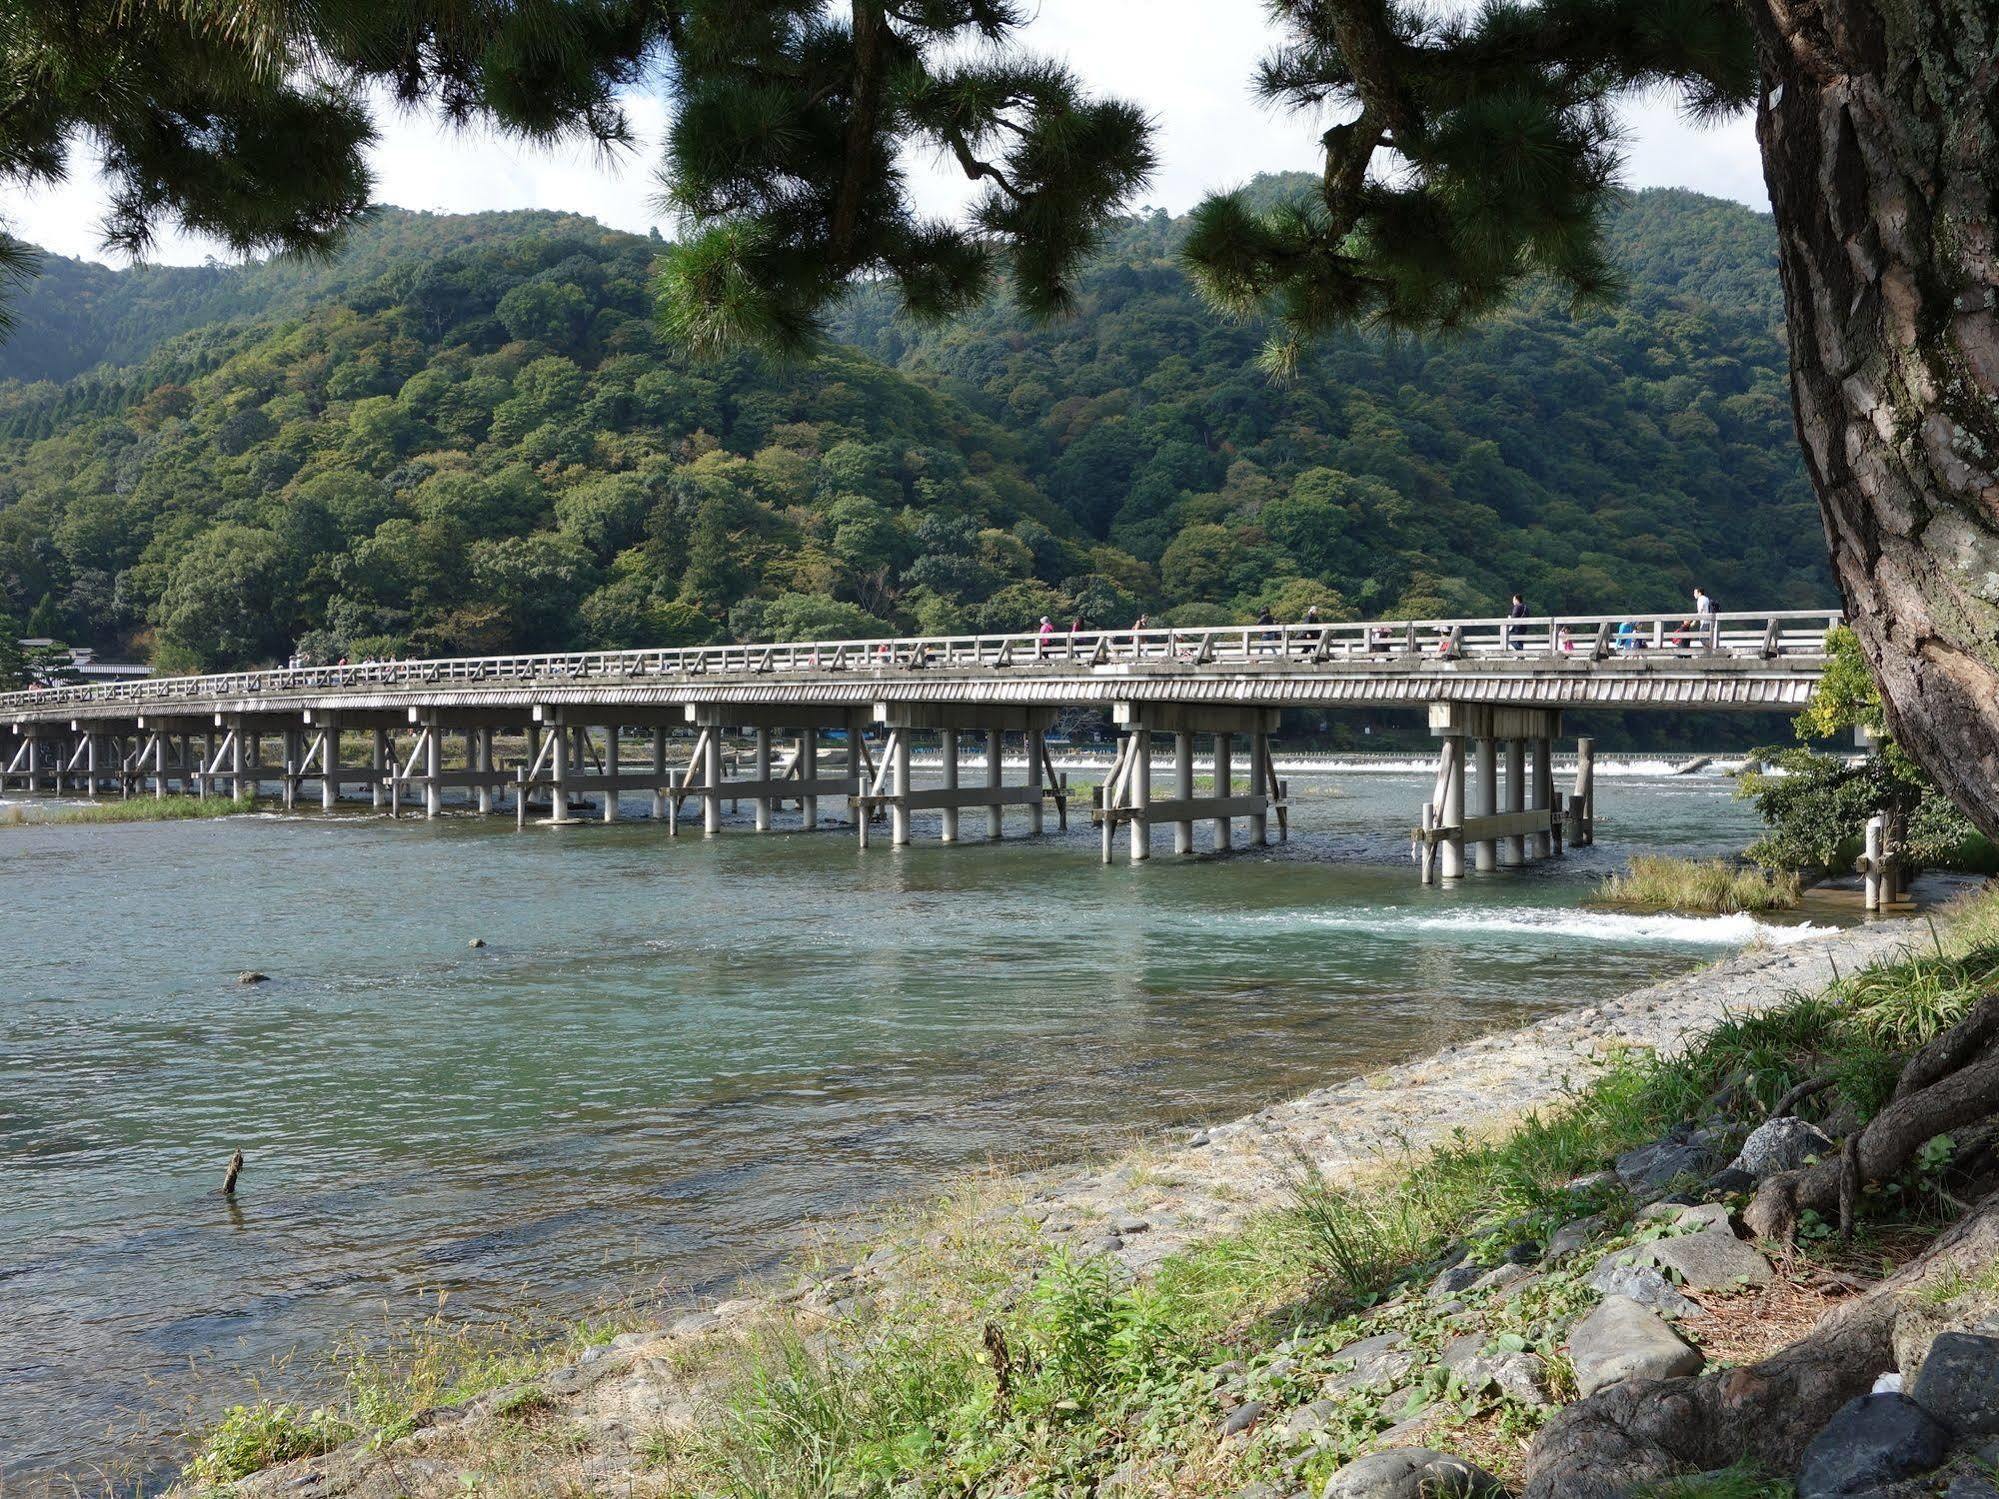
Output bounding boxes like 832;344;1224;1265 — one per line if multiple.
1694;587;1718;648
1504;593;1529;651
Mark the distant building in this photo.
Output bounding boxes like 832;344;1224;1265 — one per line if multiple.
18;640;154;683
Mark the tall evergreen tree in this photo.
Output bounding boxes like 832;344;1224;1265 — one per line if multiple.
1173;0;1999;842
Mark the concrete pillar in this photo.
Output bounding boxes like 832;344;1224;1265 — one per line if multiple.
550;719;575;826
85;733;99;798
890;732;911;845
1440;738;1466;879
423;723;442;818
230;726;245;802
702;729;721;835
801;728;819;829
1250;730;1270;845
476;728;495;815
370;728;386;810
1502;737;1525;866
602;726;621;824
1172;731;1194;855
753;726;771;832
1864;815;1884;911
939;729;959;843
321;721;340;810
1531;737;1553;858
1027;729;1046;835
986;729;1004;839
1128;730;1151;862
1473;735;1497;872
154;732;168;799
1212;733;1233;851
651;728;668;821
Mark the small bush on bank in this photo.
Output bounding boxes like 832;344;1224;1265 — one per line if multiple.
1596;855;1801;914
181;1402;352;1485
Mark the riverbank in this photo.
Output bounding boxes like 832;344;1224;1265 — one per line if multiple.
176;889;1985;1499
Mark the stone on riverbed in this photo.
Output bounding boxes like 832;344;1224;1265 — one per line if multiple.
237;971;269;985
1615;1134;1714;1194
1542;1214;1605;1264
1567;1296;1703;1396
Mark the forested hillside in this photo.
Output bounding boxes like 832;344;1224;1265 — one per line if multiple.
0;184;1829;672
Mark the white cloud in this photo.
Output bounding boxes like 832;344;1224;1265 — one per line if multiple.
6;2;1766;269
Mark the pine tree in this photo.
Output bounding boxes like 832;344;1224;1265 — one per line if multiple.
1173;0;1999;844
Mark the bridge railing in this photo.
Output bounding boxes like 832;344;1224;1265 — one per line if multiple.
0;609;1845;713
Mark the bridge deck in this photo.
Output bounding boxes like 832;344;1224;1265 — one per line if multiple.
2;610;1840;725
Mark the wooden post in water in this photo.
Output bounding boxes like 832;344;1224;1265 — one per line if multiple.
651;728;668;821
801;727;819;830
1501;737;1525;867
603;725;621;824
1439;737;1465;879
984;729;1003;839
1127;728;1151;863
1532;735;1554;858
1472;735;1497;872
1211;733;1233;852
1172;732;1194;855
752;726;771;831
939;729;959;843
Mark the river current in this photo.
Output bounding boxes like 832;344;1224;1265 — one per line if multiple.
1;760;1823;1484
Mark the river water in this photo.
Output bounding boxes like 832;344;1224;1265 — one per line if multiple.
1;762;1820;1485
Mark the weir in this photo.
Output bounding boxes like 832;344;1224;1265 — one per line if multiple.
1;608;1838;880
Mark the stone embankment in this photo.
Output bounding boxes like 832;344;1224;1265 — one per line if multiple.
228;915;1987;1499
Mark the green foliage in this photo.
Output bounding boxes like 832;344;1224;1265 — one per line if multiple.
1596;855;1801;914
654;6;1153;356
1792;626;1885;740
1180;0;1757;370
180;1402;352;1486
0;190;1828;670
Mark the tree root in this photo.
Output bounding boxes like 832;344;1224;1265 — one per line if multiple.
1522;1187;1999;1498
1745;996;1999;1242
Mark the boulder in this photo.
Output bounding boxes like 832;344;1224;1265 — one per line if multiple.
1430;1263;1485;1298
1616;1133;1717;1195
1909;1332;1999;1436
1458;1351;1552;1407
1586;1255;1698;1318
1733;1116;1835;1179
1542;1214;1605;1264
1325;1333;1415;1394
236;970;269;985
1221;1400;1267;1437
1567;1297;1704;1397
1795;1394;1950;1497
1320;1448;1509;1498
1945;1473;1999;1499
1644;1228;1774;1291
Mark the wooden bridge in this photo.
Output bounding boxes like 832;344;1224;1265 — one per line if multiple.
0;609;1840;878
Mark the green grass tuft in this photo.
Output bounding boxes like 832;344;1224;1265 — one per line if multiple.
1596;855;1801;914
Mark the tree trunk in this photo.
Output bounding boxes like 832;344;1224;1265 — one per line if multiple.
1747;0;1999;834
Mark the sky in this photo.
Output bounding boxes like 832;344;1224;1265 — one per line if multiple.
8;1;1769;268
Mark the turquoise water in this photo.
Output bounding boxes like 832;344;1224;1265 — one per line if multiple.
0;765;1808;1484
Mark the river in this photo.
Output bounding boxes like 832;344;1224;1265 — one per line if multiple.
1;760;1821;1486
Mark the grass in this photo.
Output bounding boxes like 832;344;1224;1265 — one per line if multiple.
1596;855;1803;914
13;794;260;825
177;887;1999;1499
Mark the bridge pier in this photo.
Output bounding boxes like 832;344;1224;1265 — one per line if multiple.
674;704;868;837
1420;706;1566;882
862;704;1062;845
1100;705;1283;864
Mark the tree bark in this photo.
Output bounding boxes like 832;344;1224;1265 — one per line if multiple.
1747;0;1999;833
